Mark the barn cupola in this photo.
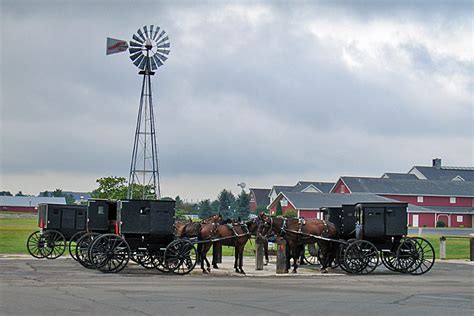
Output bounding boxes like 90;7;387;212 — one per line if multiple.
432;158;442;169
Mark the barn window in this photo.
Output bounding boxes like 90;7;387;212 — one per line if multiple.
450;197;456;204
417;196;424;203
280;199;288;207
456;215;463;223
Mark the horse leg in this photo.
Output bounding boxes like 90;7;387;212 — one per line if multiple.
285;243;291;273
234;245;239;273
212;242;220;269
292;245;302;273
201;243;212;273
238;243;245;274
318;241;330;273
264;241;269;265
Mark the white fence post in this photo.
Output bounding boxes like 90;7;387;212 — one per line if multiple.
440;236;446;260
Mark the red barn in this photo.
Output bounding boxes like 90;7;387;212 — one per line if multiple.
0;196;67;213
248;188;270;213
331;177;474;228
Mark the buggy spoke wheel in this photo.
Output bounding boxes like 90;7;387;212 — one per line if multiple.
381;251;399;272
164;240;197;275
408;237;435;275
304;243;319;265
68;231;86;261
343;240;379;274
89;234;130;273
26;231;50;259
42;230;66;259
395;238;418;273
136;252;156;269
75;233;100;269
151;250;170;273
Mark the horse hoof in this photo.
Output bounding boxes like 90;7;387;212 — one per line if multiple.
202;270;209;274
213;265;219;269
292;270;297;274
321;269;329;274
284;269;289;273
240;270;246;275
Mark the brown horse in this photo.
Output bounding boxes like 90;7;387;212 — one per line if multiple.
258;213;338;273
199;221;250;274
246;218;270;265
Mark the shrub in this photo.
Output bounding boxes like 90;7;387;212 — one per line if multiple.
283;210;297;218
436;220;446;228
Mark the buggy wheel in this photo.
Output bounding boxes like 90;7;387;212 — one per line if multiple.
151;250;171;273
395;238;418;273
407;237;435;275
136;252;156;269
68;231;86;261
26;231;50;259
89;234;130;273
75;233;100;269
164;240;197;275
42;230;66;259
381;251;399;272
303;243;319;265
343;240;379;274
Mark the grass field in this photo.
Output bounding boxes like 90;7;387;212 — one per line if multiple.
0;215;470;259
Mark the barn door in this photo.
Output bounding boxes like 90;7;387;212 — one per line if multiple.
413;215;419;228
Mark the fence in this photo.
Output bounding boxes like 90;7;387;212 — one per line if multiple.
439;235;474;261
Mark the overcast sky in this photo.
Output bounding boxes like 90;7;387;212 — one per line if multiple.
1;1;473;200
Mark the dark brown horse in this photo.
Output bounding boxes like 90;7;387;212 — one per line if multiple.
258;213;338;273
246;218;269;265
199;221;250;274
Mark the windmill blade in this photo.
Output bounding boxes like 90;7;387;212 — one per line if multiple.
130;51;142;62
143;25;149;38
132;34;144;44
137;29;146;41
152;27;161;40
150;57;158;70
156;43;170;49
154;52;168;62
106;37;128;55
155;30;166;42
157;49;170;55
153;55;164;67
129;47;142;55
138;56;148;70
150;25;154;38
133;54;144;67
156;36;169;45
129;40;142;48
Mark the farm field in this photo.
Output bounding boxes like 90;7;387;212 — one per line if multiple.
0;214;471;259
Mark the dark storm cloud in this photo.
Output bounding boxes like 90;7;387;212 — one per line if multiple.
1;1;472;196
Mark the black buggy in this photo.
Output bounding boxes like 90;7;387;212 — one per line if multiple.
26;204;87;259
72;199;118;268
323;202;435;275
86;199;198;274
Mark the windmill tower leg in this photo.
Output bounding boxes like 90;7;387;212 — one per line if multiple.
127;70;160;199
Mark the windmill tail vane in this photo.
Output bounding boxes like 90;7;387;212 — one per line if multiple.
106;25;171;200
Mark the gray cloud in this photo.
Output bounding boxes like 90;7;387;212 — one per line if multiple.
1;1;472;198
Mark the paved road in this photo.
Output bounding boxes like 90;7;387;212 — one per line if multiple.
0;257;472;316
408;227;474;236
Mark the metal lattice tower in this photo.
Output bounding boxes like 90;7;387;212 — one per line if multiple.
106;25;170;199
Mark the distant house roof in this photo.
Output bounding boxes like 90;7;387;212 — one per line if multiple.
270;192;396;210
296;181;335;193
249;188;270;206
0;196;66;207
412;206;474;214
336;177;474;197
39;191;91;201
382;173;419;180
409;166;474;181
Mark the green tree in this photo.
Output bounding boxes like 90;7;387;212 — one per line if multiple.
39;191;50;197
198;199;213;219
235;190;250;220
255;204;268;214
0;191;13;196
283;209;297;218
15;191;25;196
275;201;283;216
210;200;220;214
217;189;235;219
91;176;128;200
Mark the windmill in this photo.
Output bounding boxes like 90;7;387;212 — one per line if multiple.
106;25;170;199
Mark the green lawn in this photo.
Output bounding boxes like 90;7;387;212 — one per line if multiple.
0;216;470;260
0;217;38;253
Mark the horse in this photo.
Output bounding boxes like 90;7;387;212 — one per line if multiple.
199;220;250;274
257;213;338;273
246;218;270;265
